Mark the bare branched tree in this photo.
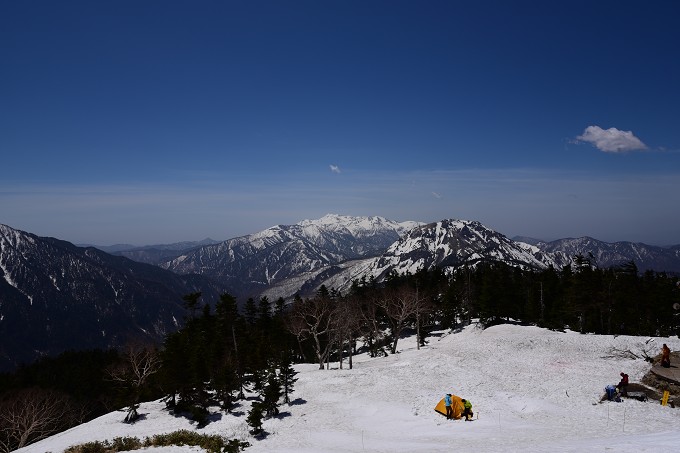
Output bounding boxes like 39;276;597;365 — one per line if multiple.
602;340;657;363
107;344;161;422
0;388;81;452
358;294;387;357
333;296;363;369
287;295;337;370
285;307;309;363
376;286;422;354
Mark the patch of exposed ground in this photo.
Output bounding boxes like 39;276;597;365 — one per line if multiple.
639;352;680;408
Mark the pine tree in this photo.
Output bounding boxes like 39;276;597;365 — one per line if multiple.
182;292;202;319
262;366;282;417
213;357;239;412
258;296;271;325
250;368;266;397
274;297;286;316
279;354;298;404
244;297;258;325
246;402;265;436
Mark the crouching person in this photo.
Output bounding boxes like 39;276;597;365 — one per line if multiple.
461;398;474;421
605;384;620;402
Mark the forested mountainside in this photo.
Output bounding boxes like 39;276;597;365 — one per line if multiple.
0;224;225;372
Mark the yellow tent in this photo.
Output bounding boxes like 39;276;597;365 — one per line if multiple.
434;393;465;419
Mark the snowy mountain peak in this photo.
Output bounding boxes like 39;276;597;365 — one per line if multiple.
0;223;35;252
334;219;561;287
297;213;420;236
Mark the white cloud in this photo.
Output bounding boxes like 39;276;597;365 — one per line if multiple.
330;164;341;174
432;192;442;199
576;125;648;153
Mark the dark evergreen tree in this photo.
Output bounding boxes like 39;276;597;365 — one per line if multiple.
279;353;298;404
274;297;286;316
246;402;265;436
213;356;239;412
182;292;202;319
243;297;258;325
214;292;246;400
262;365;282;417
258;296;272;327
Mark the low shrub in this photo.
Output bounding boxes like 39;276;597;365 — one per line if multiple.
65;431;249;453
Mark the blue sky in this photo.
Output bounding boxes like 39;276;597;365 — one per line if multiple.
2;0;679;246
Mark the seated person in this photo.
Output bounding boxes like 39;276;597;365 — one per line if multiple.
617;372;629;396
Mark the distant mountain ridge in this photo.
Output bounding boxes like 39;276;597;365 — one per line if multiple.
535;236;680;273
89;238;221;254
86;238;223;265
269;219;562;298
260;220;680;300
149;215;680;300
0;224;225;372
160;214;421;298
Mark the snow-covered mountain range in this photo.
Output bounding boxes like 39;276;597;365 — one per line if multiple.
160;214;421;298
159;216;680;300
2;215;679;370
261;219;565;299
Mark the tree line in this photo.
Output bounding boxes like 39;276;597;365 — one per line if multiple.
2;256;679;450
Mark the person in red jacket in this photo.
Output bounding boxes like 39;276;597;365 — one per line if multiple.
617;372;629;396
661;344;671;368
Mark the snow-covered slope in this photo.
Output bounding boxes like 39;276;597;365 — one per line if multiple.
19;324;680;453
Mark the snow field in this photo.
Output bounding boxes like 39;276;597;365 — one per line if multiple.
18;323;680;453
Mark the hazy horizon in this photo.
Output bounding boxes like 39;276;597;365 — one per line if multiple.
3;1;679;246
